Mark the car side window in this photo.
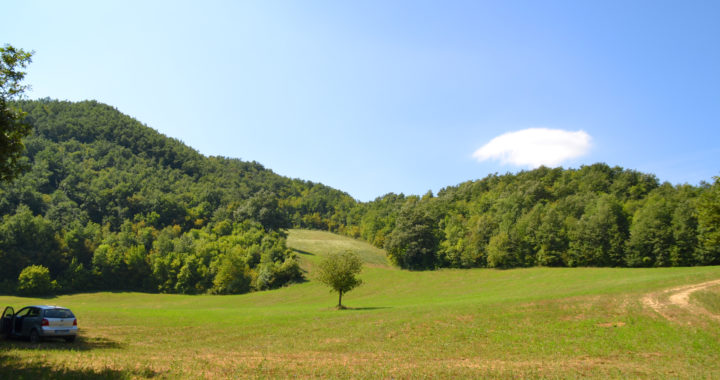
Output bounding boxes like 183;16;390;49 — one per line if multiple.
28;308;40;317
15;308;30;317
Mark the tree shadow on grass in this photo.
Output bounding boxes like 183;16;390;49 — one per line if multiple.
0;354;158;379
0;336;160;379
335;306;392;311
293;248;315;256
293;248;315;284
0;335;124;351
2;294;60;300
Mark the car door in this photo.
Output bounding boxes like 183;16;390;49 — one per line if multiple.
1;306;14;337
13;307;31;336
23;308;42;336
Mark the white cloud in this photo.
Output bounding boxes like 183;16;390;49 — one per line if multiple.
473;128;592;168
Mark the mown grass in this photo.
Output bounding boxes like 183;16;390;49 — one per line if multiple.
691;285;720;315
1;229;719;378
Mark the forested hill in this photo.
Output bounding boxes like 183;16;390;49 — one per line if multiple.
1;99;719;296
348;165;720;270
0;99;356;295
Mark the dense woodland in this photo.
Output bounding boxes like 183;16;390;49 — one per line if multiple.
0;99;356;295
346;167;720;270
0;99;718;295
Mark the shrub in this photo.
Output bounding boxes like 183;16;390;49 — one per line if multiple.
17;265;56;296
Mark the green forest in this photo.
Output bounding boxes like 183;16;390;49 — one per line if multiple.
0;99;719;295
349;166;720;270
0;99;356;295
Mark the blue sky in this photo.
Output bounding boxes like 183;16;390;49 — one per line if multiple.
3;1;719;201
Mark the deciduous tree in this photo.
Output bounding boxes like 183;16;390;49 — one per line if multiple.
316;250;363;309
1;44;33;182
17;265;55;296
697;177;720;264
385;199;439;270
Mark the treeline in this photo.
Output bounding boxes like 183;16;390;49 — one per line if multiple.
2;100;719;296
0;99;355;295
336;165;720;270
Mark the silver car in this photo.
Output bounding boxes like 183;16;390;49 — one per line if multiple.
1;305;78;343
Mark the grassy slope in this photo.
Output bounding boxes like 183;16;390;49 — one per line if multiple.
1;230;719;379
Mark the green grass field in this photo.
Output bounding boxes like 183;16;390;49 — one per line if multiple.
1;229;720;379
691;285;720;315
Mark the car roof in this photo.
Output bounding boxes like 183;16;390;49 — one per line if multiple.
28;305;70;310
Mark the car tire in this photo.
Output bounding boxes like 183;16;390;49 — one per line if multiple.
64;335;76;343
29;329;41;344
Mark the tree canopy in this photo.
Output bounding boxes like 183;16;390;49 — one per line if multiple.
316;250;363;308
17;265;55;296
335;165;720;270
0;44;33;182
0;98;718;298
0;99;354;295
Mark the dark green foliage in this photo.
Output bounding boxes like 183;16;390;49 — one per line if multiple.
0;99;354;294
568;194;628;267
235;190;290;231
0;205;61;281
697;178;720;264
626;192;674;266
0;44;33;182
671;200;698;266
385;198;440;270
211;253;252;295
534;205;568;266
0;98;716;288
57;258;93;293
340;164;715;270
486;231;518;268
354;193;405;246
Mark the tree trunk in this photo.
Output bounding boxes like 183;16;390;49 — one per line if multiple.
338;290;343;308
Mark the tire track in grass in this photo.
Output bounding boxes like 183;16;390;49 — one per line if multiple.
642;279;720;322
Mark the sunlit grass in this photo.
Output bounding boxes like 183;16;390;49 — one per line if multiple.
691;285;720;315
1;229;719;378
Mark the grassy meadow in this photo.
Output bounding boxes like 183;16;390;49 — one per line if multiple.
1;229;720;379
691;285;720;315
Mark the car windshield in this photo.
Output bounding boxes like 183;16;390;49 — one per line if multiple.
44;309;74;318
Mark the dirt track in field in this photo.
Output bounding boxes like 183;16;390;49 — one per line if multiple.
642;279;720;322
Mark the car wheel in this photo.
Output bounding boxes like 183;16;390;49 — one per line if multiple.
29;329;41;344
64;335;76;343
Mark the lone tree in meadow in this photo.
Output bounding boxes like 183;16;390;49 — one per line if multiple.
317;250;363;309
